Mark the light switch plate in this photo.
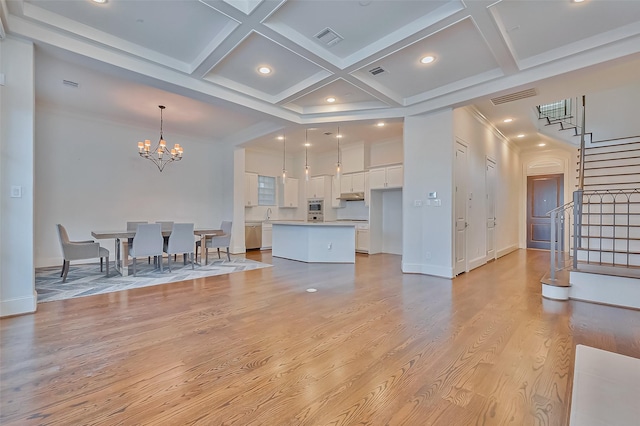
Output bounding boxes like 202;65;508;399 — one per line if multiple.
11;186;22;198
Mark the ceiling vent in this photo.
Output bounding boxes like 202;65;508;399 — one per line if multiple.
490;88;537;105
323;131;333;136
315;27;343;47
369;66;386;76
63;79;79;88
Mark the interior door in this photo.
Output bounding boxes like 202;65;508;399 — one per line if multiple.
454;142;468;275
486;158;496;260
527;174;563;249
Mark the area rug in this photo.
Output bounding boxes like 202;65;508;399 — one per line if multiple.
35;255;272;303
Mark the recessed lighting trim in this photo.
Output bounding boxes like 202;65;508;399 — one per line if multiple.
517;134;525;138
538;143;546;147
376;122;385;127
258;66;271;75
304;143;311;147
277;136;284;140
92;0;107;3
503;118;513;123
420;55;435;64
573;0;585;3
306;288;318;293
326;97;336;103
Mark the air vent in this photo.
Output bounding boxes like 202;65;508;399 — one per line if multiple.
369;66;386;76
62;79;79;88
323;132;333;136
315;27;343;47
490;88;537;105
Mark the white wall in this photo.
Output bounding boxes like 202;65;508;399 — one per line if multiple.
370;139;403;167
34;105;230;267
403;110;454;277
0;38;38;317
453;107;520;269
382;190;403;254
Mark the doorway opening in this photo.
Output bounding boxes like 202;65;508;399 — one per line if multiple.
526;174;564;250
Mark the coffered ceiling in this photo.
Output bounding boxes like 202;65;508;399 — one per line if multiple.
2;0;640;153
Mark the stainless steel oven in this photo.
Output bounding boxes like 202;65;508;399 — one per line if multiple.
307;199;324;222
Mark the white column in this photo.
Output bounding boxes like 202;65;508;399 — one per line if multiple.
402;110;455;278
0;38;37;316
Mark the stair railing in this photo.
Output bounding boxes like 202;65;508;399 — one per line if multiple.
576;189;640;268
548;200;575;281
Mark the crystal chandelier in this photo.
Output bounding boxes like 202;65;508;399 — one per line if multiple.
137;105;183;172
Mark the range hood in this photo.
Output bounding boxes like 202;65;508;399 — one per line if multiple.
337;192;365;201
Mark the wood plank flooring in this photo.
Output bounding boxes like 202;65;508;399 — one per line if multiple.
2;249;640;425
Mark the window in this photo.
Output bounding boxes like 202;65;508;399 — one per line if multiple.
258;175;275;206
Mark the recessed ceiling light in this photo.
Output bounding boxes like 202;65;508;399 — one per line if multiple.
517;134;525;138
503;118;513;123
336;134;342;138
326;97;336;103
306;288;318;293
304;143;311;147
92;0;107;3
420;56;435;64
258;66;271;75
376;122;385;127
573;0;585;3
277;136;284;140
538;143;546;147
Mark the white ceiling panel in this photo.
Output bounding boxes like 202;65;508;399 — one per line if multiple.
352;18;500;101
263;0;454;62
25;0;233;64
285;78;389;113
204;32;330;98
491;0;640;66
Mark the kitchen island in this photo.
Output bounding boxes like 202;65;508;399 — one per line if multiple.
271;221;356;263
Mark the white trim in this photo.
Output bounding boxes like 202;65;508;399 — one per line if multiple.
497;244;519;258
402;262;454;278
542;284;570;301
468;255;487;271
0;292;37;318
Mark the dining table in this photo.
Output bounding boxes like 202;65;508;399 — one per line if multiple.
91;228;222;276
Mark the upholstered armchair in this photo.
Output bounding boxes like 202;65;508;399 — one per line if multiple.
57;224;109;283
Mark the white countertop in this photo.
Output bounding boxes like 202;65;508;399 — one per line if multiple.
270;221;356;227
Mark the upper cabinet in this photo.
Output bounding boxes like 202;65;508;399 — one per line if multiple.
369;165;403;189
245;172;258;207
306;176;327;199
278;177;299;208
340;172;365;193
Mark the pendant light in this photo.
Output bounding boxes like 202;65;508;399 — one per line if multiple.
335;125;342;179
304;129;310;182
282;133;287;183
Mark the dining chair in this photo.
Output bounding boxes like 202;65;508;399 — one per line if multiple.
205;221;232;263
126;221;149;264
129;223;164;276
164;223;195;271
57;224;109;283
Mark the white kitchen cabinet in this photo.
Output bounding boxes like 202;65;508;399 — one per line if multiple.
340;172;365;193
356;223;369;253
369;165;403;189
245;172;258;207
278;177;299;208
306;176;326;199
331;176;345;208
261;223;272;249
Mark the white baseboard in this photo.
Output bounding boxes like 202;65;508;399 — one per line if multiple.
468;255;487;271
0;291;37;317
402;262;454;278
497;244;519;258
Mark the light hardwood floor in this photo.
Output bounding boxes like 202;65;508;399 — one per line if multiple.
1;249;640;425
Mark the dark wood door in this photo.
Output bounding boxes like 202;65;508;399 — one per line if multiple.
527;174;563;249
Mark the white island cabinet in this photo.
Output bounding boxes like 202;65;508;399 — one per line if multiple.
272;222;356;263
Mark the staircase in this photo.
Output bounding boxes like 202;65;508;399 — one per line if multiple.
540;98;640;309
